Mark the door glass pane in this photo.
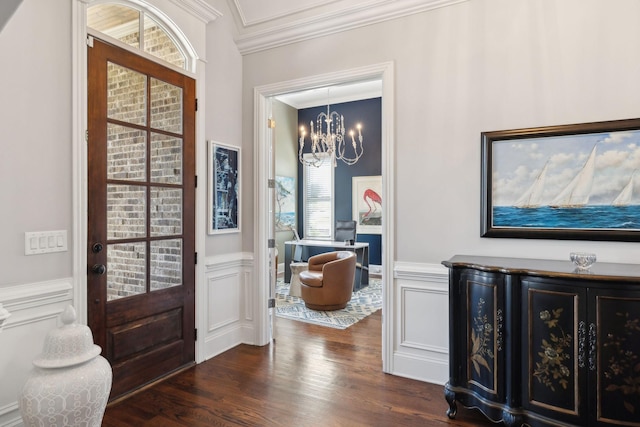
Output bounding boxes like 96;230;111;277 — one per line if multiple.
107;184;147;239
151;239;182;291
87;4;140;48
150;78;182;134
107;242;146;301
107;124;147;181
151;187;182;236
151;133;182;184
108;62;147;126
144;15;186;69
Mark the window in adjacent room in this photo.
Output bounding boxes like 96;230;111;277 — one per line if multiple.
303;153;334;240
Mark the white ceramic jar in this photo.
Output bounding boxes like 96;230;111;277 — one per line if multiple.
19;305;112;427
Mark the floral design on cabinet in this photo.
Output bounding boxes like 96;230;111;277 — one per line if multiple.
533;308;573;392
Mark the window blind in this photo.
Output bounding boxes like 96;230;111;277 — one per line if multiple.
303;154;333;240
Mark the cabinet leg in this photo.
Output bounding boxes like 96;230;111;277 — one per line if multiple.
444;386;457;419
501;410;523;427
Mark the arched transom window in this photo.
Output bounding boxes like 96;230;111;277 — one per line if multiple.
87;2;188;70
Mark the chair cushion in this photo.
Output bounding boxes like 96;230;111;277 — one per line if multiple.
299;270;323;288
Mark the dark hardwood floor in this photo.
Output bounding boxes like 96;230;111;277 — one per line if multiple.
103;310;494;426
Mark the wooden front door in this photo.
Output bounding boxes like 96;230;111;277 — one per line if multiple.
87;38;196;400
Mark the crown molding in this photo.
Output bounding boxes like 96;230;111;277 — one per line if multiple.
234;0;342;27
169;0;223;23
235;0;468;55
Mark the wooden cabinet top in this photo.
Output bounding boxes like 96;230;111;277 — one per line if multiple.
442;255;640;283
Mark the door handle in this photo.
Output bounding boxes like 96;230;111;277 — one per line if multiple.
92;264;106;275
588;322;596;371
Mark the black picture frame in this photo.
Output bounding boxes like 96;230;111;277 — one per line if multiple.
481;118;640;241
208;141;240;234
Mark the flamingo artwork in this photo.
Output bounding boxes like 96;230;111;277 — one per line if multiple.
354;176;382;231
362;188;382;223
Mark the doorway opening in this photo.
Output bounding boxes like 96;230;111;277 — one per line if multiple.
253;63;395;372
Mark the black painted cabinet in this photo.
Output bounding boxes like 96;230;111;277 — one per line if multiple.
443;256;640;427
522;278;588;426
445;268;508;422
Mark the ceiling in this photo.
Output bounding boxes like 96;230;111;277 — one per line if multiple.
229;0;466;107
228;0;468;55
275;80;382;109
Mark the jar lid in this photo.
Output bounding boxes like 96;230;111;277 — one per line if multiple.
32;305;102;369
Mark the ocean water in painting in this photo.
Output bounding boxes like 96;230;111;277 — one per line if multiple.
493;205;640;230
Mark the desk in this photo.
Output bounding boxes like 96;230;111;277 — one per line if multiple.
284;240;369;291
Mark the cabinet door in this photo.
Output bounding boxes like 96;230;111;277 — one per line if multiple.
522;278;588;426
591;289;640;427
459;270;505;402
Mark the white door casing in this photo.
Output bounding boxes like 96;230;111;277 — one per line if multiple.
252;62;395;371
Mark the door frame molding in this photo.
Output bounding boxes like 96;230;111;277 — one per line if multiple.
71;0;209;362
252;62;396;372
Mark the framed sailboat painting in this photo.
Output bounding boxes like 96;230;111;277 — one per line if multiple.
481;118;640;241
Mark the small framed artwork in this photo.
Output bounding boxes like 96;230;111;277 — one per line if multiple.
208;141;240;234
481;117;640;241
352;175;382;235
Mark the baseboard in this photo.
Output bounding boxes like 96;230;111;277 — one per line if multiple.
392;351;448;385
202;324;253;360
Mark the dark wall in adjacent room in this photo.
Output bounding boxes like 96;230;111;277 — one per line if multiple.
297;97;382;265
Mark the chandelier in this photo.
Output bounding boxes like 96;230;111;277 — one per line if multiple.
298;92;364;167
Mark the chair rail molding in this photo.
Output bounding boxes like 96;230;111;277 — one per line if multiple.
394;261;449;283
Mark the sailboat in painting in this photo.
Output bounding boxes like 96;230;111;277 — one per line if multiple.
612;171;635;206
514;161;549;208
549;145;597;208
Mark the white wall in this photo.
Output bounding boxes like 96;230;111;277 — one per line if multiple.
0;0;72;289
0;0;245;424
241;0;640;382
204;0;244;255
242;0;640;266
0;1;75;419
2;0;640;423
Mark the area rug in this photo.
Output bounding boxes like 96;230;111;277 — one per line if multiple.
275;278;382;329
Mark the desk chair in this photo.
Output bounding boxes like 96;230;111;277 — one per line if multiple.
334;219;366;278
335;220;356;243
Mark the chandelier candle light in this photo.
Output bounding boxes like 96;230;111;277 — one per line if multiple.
299;92;364;167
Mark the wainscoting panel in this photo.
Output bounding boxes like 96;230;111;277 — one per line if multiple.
392;262;449;385
0;278;74;427
201;253;254;360
207;271;241;330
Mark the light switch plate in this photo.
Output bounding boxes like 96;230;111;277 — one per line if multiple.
25;230;68;255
